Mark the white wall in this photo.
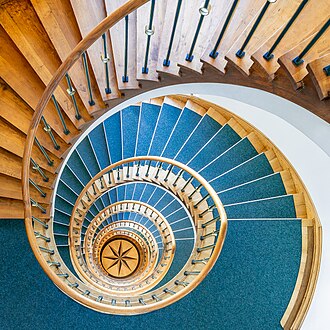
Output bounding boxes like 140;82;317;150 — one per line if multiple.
53;83;330;329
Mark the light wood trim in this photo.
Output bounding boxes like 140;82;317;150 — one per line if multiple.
206;107;227;125
165;94;320;328
80;201;175;296
200;0;265;74
251;7;330;77
281;221;322;329
307;53;330;100
225;0;301;76
265;150;283;172
227;118;247;138
278;28;330;88
23;0;149;314
66;155;227;312
280;169;296;195
184;99;208;116
161;95;185;110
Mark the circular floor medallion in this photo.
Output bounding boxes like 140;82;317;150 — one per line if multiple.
100;238;140;278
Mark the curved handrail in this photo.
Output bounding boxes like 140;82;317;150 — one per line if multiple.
22;0;151;314
21;0;228;308
77;200;176;295
66;156;227;307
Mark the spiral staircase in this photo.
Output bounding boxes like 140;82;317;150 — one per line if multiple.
0;0;328;329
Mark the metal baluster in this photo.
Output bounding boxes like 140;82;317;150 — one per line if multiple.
173;169;184;186
201;215;220;228
163;288;176;295
81;52;96;105
236;0;277;59
29;179;46;197
136;160;141;176
101;34;112;94
35;138;53;166
142;0;156;73
194;193;210;208
34;231;50;242
180;176;193;192
184;271;200;276
32;215;48;229
209;0;240;58
292;19;330;66
30;158;49;182
163;0;183;66
65;73;81;120
199;203;215;217
154;161;163;179
186;0;211;62
51;95;70;135
197;243;216;252
164;164;173;182
39;246;54;254
145;160;152;177
123;16;129;82
40;116;60;150
200;229;219;240
263;0;308;60
188;183;202;200
30;198;46;213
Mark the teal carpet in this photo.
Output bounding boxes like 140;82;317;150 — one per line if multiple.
0;219;301;330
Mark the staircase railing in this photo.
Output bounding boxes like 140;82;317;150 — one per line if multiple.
22;0;228;314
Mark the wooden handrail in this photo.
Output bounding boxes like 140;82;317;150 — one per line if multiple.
79;200;176;295
22;0;153;314
65;155;227;311
21;0;228;310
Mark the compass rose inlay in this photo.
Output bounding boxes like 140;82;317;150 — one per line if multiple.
100;238;140;278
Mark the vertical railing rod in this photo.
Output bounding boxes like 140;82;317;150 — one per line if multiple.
236;0;275;59
164;164;173;182
34;138;54;166
51;95;70;135
30;158;49;182
29;178;47;197
263;0;309;60
101;34;112;94
65;73;81;119
186;0;210;62
123;15;129;82
163;0;183;67
82;52;96;105
40;116;60;150
32;215;48;229
142;0;156;74
209;0;240;59
30;198;46;213
292;19;330;66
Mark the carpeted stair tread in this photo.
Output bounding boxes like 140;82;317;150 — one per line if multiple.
225;195;297;219
161;107;202;160
89;124;110;169
219;173;287;205
135;103;161;157
148;103;182;157
200;137;259;181
104;112;122;164
211;153;274;192
122;105;140;159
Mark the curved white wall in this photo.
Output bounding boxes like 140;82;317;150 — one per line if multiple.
53;83;330;329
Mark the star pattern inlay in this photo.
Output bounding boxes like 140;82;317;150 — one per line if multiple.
101;239;139;278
